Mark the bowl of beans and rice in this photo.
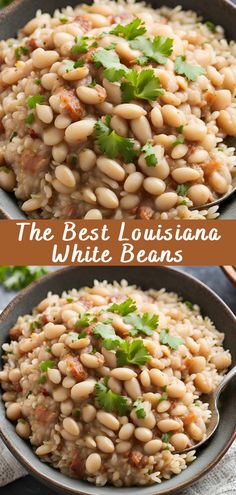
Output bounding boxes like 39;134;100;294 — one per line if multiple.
0;0;235;219
0;266;235;494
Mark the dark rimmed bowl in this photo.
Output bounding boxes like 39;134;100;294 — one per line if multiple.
0;0;236;219
0;266;236;495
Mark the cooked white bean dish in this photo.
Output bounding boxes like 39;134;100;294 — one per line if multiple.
0;1;235;219
0;280;232;485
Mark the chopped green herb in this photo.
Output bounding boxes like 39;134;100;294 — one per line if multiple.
76;313;94;328
29;320;41;332
205;21;216;33
66;297;74;303
95;115;138;163
10;132;17;142
176;183;189;197
27;95;45;109
177;125;184;133
141;143;158;167
116;339;151;366
74;408;81;417
15;46;29;60
110;18;146;40
89;79;97;88
105;42;117;50
179;200;187;206
194;400;201;407
93;323;123;350
68;331;87;341
108;298;137;316
91;347;97;354
124;312;159;336
34;79;41;86
159;392;168;402
45;347;52;353
92;49;127;77
130;35;173;65
159;328;183;350
121;69;163;102
184;300;193;309
161;432;172;443
25;112;34;125
71;36;89;54
172;135;184;147
174;55;206;81
38;374;47;385
95;380;130;415
0;266;49;290
133;399;146;418
39;360;55;372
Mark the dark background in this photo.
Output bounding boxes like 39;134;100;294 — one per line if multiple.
1;266;235;494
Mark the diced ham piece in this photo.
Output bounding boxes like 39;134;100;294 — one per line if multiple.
58;87;85;121
21;150;50;175
34;405;57;424
66;357;88;382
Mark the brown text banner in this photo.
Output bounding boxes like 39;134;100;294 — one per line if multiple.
0;220;235;266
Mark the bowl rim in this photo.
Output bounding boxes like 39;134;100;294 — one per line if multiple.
0;265;236;495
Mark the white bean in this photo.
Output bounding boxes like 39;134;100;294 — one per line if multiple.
65;120;95;142
86;453;101;474
114;104;146;119
55;165;76;188
97;156;125;181
96;187;119;209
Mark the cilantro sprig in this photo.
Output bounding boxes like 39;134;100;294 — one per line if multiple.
174;56;205;81
95;115;138;162
176;184;189;197
141;143;158;167
111;18;146;40
124;312;159;336
39;360;55;372
95;379;130;415
159;328;183;350
121;68;163;102
130;35;173;65
108;298;137;316
133;399;146;418
71;36;89;55
27;95;45;109
116;339;151;366
0;266;49;291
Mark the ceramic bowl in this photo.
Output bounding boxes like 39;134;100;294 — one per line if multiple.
0;266;236;494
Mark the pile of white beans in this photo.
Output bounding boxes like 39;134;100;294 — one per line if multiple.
0;1;235;219
0;282;232;485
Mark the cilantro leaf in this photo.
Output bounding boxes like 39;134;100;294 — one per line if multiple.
25;112;34;125
71;36;89;54
15;46;29;60
184;300;193;309
205;21;216;33
0;266;48;290
76;313;95;328
174;55;206;81
39;360;54;372
116;339;151;366
176;184;189;197
133;399;146;418
95;380;130;415
93;323;118;340
161;432;172;443
27;95;45;109
95;116;138;162
124;312;159;336
29;320;41;332
38;375;47;384
159;392;168;402
121;69;163;102
108;298;137;316
159;328;183;350
92;49;127;73
172;135;184;147
110;18;146;40
130;36;173;65
68;331;87;341
141;143;158;167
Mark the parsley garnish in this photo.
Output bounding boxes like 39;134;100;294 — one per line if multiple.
159;328;183;350
92;49;127;81
95;380;130;416
116;339;151;366
64;59;85;72
39;360;54;372
76;313;94;328
161;432;172;443
108;298;137;316
174;56;205;81
27;95;45;109
133;399;146;418
38;375;47;385
124;312;159;336
177;125;184;133
176;184;189;197
110;18;146;40
68;331;87;342
205;21;216;33
121;69;163;102
15;46;29;60
159;392;168;402
0;266;48;290
95;115;138;163
25;113;34;125
29;320;41;332
141;143;158;167
10;132;17;142
71;36;89;54
34;79;41;86
172;135;184;147
184;300;193;309
130;35;173;65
